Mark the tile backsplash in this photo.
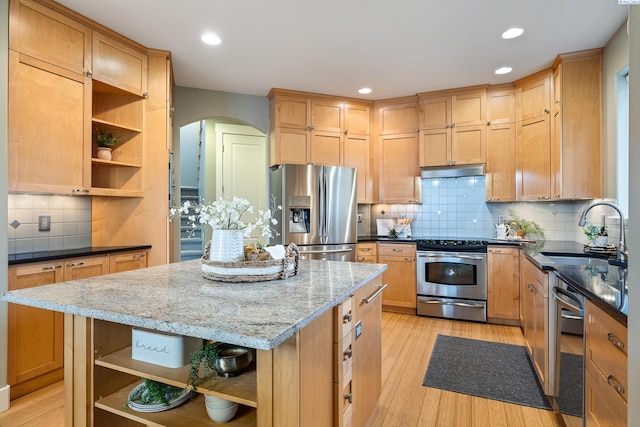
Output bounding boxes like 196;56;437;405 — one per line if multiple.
358;176;626;246
8;193;92;255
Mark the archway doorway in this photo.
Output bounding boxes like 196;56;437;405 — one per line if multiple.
176;118;267;261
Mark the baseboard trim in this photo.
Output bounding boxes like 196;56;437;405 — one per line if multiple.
0;384;10;413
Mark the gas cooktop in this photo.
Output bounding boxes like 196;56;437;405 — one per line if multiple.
414;238;488;252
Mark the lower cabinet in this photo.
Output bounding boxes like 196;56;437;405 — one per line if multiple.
378;243;416;312
7;250;147;399
584;300;627;427
487;246;520;323
109;250;148;272
520;253;550;394
356;242;376;263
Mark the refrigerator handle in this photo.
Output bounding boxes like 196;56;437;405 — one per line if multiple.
318;168;326;240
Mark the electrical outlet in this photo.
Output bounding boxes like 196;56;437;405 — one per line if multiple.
498;214;506;224
39;215;51;231
356;214;363;223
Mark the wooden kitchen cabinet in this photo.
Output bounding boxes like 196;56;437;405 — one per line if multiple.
486;86;516;202
487;246;520;323
92;31;148;97
520;253;550;394
109;250;148;273
378;133;421;203
356;242;377;263
418;86;487;167
344;133;373;203
375;98;419;135
378;243;416;312
584;300;627;427
64;255;109;280
551;49;603;200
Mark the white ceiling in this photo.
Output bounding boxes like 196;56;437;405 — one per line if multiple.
56;0;628;100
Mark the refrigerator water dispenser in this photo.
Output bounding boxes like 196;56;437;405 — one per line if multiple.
289;208;310;233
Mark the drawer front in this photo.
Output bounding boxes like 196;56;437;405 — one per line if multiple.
585;366;627;427
334;330;353;382
334;297;353;342
585;301;627;402
377;243;416;257
335;368;353;427
356;255;376;263
356;243;377;257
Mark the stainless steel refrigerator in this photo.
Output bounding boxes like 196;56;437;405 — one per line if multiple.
270;164;357;261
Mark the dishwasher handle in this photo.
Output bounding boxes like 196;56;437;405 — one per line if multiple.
551;286;583;316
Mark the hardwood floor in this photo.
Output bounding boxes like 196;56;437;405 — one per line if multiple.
0;312;580;426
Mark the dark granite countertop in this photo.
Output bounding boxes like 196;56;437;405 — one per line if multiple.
521;240;627;325
8;245;152;266
357;235;417;243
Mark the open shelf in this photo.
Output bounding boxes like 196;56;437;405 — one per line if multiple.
95;381;257;427
92;158;142;168
92;117;142;133
95;346;258;408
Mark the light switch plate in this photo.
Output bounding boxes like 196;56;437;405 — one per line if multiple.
39;215;51;231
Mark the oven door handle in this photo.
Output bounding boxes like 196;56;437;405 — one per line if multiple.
418;254;485;261
551;286;583;316
423;300;485;309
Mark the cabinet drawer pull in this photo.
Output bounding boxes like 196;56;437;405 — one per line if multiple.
42;265;61;271
607;333;625;349
607;375;625;395
527;283;536;293
392;248;404;252
360;248;371;252
132;254;145;259
343;349;353;360
66;262;84;267
362;284;388;304
344;392;353;404
357;257;366;261
343;313;352;323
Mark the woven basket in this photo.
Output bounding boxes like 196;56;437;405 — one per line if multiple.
201;242;300;282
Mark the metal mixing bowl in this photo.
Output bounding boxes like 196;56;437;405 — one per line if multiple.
212;344;254;377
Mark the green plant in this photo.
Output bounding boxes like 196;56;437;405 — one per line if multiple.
583;223;601;241
506;209;545;238
95;129;120;148
186;342;220;391
126;378;183;409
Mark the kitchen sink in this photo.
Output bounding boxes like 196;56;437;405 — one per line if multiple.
542;255;610;267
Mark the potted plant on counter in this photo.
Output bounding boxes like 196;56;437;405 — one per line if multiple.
95;129;120;161
506;209;545;240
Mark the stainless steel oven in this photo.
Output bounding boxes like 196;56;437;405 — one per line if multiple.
415;239;488;322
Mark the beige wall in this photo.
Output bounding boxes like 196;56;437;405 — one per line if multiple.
602;22;630;198
1;0;10;409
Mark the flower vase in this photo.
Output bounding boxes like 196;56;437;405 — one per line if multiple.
209;229;244;262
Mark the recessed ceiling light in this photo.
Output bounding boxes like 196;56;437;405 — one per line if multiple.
495;67;513;75
201;34;222;45
502;27;524;39
358;87;372;94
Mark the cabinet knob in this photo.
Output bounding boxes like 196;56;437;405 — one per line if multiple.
544;108;550;114
344;129;349;135
343;312;352;323
343;349;353;360
607;375;625;395
487;121;491;126
451;122;456;128
344;393;353;404
142;92;148;98
72;188;90;194
87;70;93;77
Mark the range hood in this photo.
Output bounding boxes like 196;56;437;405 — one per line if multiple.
420;164;485;179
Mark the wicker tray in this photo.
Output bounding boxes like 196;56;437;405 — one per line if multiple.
201;242;300;282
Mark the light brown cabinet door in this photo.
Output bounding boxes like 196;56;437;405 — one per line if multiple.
378;244;416;309
312;99;342;133
379;133;420;203
451;91;486;127
420;96;450;130
344;103;371;135
451;124;486;165
310;130;342;166
7;262;64;399
519;75;551;121
344;134;372;203
419;128;450;167
92;31;148;96
377;101;419;135
274;96;311;129
486;123;516;202
9;0;91;75
487;246;519;320
518;115;551;201
63;256;109;280
271;127;309;165
109;251;148;273
8;51;91;195
487;88;516;125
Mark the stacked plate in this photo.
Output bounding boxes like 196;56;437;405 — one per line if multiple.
127;382;192;413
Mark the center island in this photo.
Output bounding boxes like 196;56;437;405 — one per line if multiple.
1;258;388;427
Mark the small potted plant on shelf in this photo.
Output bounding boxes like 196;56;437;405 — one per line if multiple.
186;342;221;392
584;223;608;246
506;209;545;240
95;129;120;161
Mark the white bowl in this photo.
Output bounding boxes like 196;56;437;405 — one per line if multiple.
204;395;236;409
205;403;238;423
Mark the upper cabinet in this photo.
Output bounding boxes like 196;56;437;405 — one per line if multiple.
418;86;487;168
269;89;374;203
486;85;516;202
92;31;148;97
551;49;603;200
515;49;602;202
8;0;92;195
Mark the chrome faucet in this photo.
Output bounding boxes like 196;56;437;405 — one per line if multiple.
578;201;627;263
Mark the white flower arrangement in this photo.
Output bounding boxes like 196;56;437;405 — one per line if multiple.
170;197;281;238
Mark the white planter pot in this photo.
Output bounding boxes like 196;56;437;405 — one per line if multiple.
209;229;245;262
595;235;608;247
97;147;112;161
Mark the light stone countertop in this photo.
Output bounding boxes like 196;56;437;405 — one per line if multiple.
2;259;387;350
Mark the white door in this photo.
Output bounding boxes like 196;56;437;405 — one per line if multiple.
217;124;267;243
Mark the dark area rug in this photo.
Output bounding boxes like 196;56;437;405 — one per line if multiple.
422;335;582;417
